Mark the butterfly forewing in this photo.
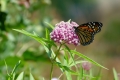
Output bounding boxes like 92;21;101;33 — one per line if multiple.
79;22;102;35
74;22;102;46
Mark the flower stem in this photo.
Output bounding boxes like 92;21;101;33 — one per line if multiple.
53;43;62;61
50;43;63;80
50;63;54;80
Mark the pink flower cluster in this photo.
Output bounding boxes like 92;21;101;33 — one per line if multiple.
50;21;80;45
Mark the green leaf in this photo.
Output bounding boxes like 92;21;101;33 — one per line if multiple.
63;50;69;66
45;28;50;40
71;50;108;70
113;68;118;80
12;73;16;80
13;29;58;59
3;56;22;67
51;49;61;62
64;44;71;52
6;60;21;80
77;65;84;80
45;22;54;29
63;66;76;74
42;38;56;47
5;60;21;80
56;62;78;75
68;19;71;23
33;31;39;36
93;68;101;80
69;61;84;67
89;69;93;80
64;45;78;72
16;72;24;80
43;45;52;58
65;71;72;80
4;60;10;77
11;60;21;76
13;29;46;46
30;72;35;80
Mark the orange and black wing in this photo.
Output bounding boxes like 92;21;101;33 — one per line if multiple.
74;22;103;46
79;22;103;35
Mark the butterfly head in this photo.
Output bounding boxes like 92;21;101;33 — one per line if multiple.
73;26;78;31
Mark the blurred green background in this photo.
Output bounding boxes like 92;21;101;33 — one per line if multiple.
0;0;120;80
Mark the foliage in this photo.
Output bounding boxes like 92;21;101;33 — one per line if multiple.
0;0;120;80
12;23;107;79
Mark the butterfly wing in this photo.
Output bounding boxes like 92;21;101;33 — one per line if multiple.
75;27;94;46
79;22;103;35
75;22;102;46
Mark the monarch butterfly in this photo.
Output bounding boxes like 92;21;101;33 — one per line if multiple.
74;22;103;46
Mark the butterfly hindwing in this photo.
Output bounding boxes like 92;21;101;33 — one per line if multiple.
75;27;94;46
74;22;102;46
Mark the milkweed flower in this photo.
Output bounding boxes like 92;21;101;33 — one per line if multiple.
50;21;80;45
118;73;120;80
82;61;92;71
52;78;59;80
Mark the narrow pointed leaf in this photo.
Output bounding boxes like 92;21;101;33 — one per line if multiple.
71;50;108;70
16;72;24;80
45;22;54;29
30;72;35;80
113;68;118;80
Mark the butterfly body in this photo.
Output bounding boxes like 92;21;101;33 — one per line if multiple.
74;22;103;46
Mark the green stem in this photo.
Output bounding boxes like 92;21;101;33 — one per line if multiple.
50;43;63;80
53;43;62;61
50;63;54;80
